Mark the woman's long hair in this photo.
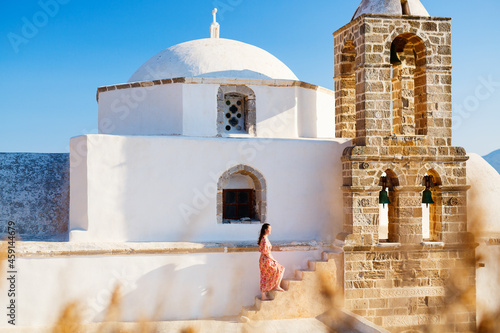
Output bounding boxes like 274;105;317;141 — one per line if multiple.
258;223;270;245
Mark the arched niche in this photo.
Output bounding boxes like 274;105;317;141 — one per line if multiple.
421;169;443;241
390;33;428;136
378;169;399;242
217;164;266;224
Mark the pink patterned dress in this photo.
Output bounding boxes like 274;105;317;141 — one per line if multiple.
259;236;284;293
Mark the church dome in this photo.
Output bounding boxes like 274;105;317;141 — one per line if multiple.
128;38;299;82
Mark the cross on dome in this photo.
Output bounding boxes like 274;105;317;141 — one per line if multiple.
210;8;220;38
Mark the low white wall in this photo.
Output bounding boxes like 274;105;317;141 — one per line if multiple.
69;137;88;231
0;246;322;328
69;135;348;243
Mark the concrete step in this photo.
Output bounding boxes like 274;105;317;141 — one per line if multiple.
322;251;337;261
321;249;343;261
282;278;301;291
239;251;342;321
255;291;283;308
295;269;315;281
269;290;286;302
240;305;258;318
308;259;329;271
254;296;267;309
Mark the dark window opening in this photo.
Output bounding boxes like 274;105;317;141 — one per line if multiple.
223;94;246;134
223;189;254;221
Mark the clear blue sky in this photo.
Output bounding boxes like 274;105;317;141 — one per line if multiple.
1;0;499;155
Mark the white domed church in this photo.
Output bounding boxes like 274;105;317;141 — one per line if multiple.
70;10;343;244
3;2;500;332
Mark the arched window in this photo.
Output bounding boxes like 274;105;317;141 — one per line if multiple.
223;93;246;134
390;33;427;136
217;164;266;224
217;85;256;136
222;173;255;220
379;170;398;242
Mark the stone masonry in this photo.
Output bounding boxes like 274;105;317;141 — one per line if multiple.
0;153;69;240
334;14;476;333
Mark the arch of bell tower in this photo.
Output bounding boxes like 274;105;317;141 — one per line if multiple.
334;1;476;331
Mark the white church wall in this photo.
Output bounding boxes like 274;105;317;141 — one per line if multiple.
467;153;500;235
476;242;500;323
296;86;335;139
69;136;89;232
2;248;322;327
251;85;298;138
315;89;336;138
97;81;335;140
296;86;318;138
182;84;218;137
98;84;183;136
466;153;500;322
69;135;349;243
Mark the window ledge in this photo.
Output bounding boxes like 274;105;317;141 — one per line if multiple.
221;133;254;138
222;219;261;224
387;135;426;138
421;241;444;247
377;242;401;247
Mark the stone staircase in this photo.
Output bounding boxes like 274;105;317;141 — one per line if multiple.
240;249;344;321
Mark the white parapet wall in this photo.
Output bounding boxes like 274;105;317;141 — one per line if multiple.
0;242;324;328
69;135;349;243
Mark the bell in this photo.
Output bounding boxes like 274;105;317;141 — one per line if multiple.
379;189;391;208
390;43;402;66
422;189;434;207
422;175;434;207
379;176;391;208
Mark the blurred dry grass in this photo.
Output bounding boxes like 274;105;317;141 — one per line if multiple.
50;284;166;333
0;242;6;281
52;302;82;333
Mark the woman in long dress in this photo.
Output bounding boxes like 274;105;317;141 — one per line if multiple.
258;223;285;300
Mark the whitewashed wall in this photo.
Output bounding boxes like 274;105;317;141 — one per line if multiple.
98;84;184;136
69;135;349;243
1;248;322;328
252;85;298;138
182;84;218;137
467;153;500;235
97;82;334;139
296;85;335;139
466;153;500;321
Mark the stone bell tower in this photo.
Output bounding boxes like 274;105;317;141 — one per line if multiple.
334;0;476;331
